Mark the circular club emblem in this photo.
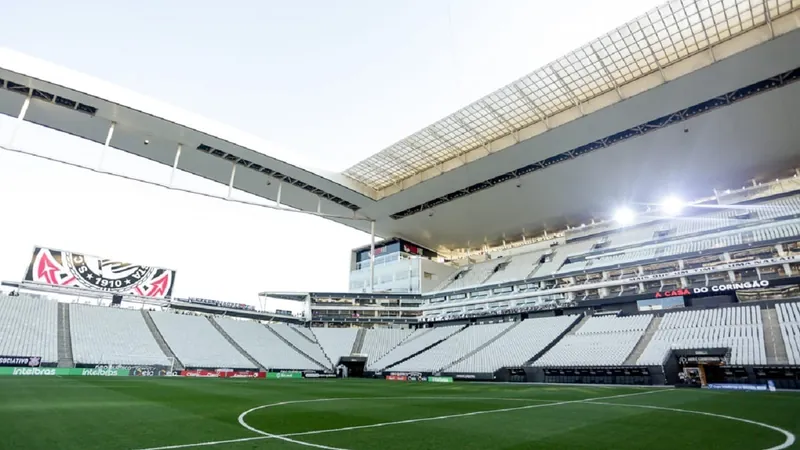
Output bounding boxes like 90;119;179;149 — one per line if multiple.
66;253;155;292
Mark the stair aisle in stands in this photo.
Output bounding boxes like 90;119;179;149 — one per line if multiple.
623;316;662;365
141;311;184;370
351;328;366;354
762;307;790;364
209;317;265;370
57;303;74;368
440;321;520;372
265;324;330;369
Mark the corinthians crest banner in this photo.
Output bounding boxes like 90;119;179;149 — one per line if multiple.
24;247;176;299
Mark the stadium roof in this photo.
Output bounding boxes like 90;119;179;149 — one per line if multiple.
1;0;800;253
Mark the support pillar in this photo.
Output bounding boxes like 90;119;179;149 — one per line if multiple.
8;91;32;147
369;220;376;293
227;164;236;198
276;182;282;207
169;144;182;186
98;121;116;170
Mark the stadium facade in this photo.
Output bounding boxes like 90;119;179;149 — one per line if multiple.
1;0;800;389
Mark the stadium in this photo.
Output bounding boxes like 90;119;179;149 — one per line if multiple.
1;0;800;449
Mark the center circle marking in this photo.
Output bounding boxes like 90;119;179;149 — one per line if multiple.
237;395;795;450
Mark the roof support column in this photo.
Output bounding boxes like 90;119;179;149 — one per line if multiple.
227;163;236;199
369;220;376;293
169;144;182;186
97;121;116;171
7;90;32;148
275;181;282;207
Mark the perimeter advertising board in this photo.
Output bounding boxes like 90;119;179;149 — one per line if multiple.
0;368;130;376
24;247;176;299
0;356;41;367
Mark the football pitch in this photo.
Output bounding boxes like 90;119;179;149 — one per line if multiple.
1;378;798;450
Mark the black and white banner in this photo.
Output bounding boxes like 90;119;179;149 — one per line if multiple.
0;356;41;367
24;247;176;299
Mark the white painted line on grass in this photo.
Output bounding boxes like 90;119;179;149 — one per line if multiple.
588;401;796;450
134;389;797;450
136;390;664;450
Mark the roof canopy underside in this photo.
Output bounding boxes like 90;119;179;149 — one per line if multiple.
343;0;800;196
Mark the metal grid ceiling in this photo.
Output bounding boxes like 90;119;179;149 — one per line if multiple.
343;0;799;190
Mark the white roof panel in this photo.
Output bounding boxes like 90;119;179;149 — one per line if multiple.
343;0;799;192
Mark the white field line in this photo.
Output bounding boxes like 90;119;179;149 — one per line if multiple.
588;401;796;450
135;390;662;450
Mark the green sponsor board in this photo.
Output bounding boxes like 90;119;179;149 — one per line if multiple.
427;376;453;383
267;372;303;379
0;367;130;376
0;367;63;376
75;368;130;377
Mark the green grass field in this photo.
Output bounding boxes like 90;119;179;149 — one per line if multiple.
0;377;798;450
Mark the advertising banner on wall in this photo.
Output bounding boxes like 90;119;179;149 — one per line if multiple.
0;367;131;376
0;356;41;367
303;373;336;379
266;371;303;379
24;247;176;299
427;376;453;383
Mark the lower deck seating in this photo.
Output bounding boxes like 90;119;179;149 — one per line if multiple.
367;326;461;371
0;295;58;363
532;315;651;367
637;306;765;365
448;316;577;373
216;318;323;370
149;312;255;369
311;328;358;363
392;323;512;372
70;304;169;366
360;328;413;367
777;302;800;365
267;323;330;366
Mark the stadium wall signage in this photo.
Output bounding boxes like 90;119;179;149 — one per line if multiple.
627;256;799;284
181;369;264;378
427;376;453;383
655;280;771;298
706;382;776;392
24;246;177;299
0;356;41;367
266;371;303;379
0;367;132;376
303;373;336;378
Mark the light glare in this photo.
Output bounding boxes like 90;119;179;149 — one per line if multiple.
614;207;635;225
661;196;684;216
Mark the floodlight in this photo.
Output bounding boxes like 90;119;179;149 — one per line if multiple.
661;196;684;216
613;207;635;225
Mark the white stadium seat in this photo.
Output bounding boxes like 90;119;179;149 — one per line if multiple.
311;328;358;363
267;323;330;366
368;325;462;371
637;306;765;366
149;312;255;369
776;302;800;365
532;315;652;367
0;295;58;363
216;318;324;370
69;304;169;366
391;323;512;373
360;328;413;367
448;316;577;373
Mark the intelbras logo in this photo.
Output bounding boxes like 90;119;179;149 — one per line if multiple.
80;368;120;376
13;367;55;376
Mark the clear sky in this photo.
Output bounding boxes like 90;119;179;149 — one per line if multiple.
0;0;664;311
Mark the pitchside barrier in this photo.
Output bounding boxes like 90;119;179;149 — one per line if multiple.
0;367;131;376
